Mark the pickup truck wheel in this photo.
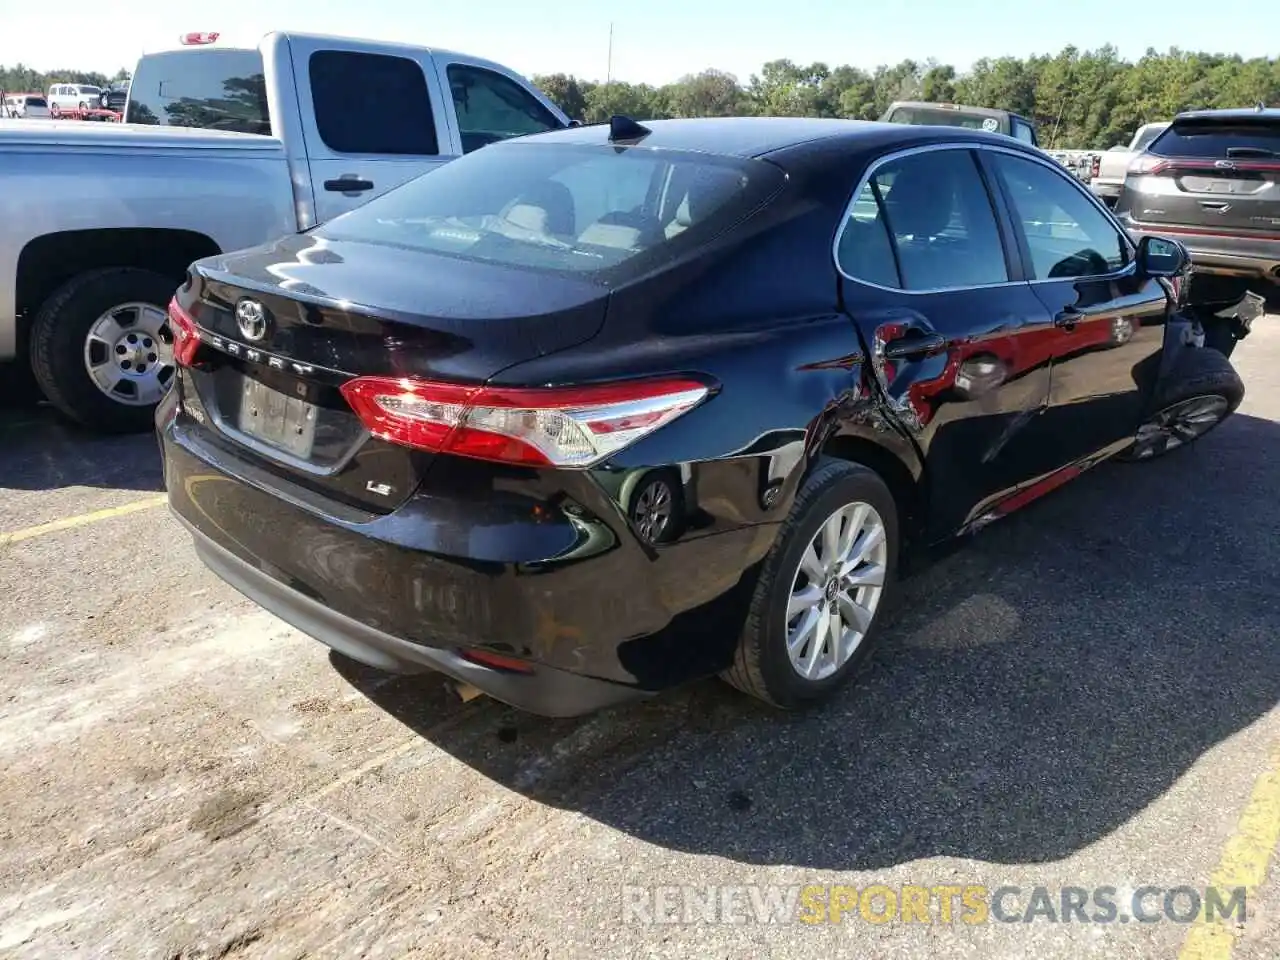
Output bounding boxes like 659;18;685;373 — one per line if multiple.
1119;347;1243;462
722;459;898;710
30;268;177;433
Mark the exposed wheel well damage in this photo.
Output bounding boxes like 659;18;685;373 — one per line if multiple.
819;434;925;548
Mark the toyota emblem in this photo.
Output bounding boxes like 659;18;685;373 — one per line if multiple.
235;299;268;341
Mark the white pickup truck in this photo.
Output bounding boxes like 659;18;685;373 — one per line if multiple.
0;31;569;431
1089;121;1170;207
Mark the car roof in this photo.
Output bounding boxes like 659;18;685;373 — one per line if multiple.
514;116;1037;160
1174;107;1280;123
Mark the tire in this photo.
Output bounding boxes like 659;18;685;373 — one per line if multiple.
30;268;178;433
1119;347;1244;462
722;458;899;709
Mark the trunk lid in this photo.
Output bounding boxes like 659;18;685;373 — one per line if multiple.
1131;115;1280;237
178;233;609;512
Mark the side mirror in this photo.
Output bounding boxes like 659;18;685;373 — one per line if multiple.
1136;235;1187;278
566;119;582;128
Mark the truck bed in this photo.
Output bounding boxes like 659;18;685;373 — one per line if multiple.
0;120;286;157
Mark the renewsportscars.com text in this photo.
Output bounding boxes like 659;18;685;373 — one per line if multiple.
622;884;1247;926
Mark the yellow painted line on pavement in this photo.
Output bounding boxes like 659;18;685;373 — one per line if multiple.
1178;744;1280;960
0;494;168;547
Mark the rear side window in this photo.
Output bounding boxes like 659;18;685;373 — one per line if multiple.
317;141;784;277
309;50;438;155
126;49;269;135
1150;120;1280;158
837;148;1009;290
1012;119;1036;144
27;96;47;107
447;64;561;154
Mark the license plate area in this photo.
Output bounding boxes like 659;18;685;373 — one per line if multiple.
236;377;318;459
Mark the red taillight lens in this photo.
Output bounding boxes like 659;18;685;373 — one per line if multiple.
181;32;220;45
340;375;711;468
1128;154;1169;176
166;297;201;366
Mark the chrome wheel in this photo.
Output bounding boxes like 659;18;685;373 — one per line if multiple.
633;478;674;543
1130;394;1229;459
83;302;175;406
786;501;888;681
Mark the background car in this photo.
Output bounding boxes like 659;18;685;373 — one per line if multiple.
880;100;1039;145
2;93;49;118
47;83;102;113
1114;106;1280;303
159;117;1240;718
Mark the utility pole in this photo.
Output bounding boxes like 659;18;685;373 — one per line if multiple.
606;22;613;85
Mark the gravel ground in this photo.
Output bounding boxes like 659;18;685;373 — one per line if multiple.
1;324;1278;959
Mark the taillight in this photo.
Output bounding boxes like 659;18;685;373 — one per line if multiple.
166;297;201;366
181;32;220;45
340;375;712;468
1128;154;1170;176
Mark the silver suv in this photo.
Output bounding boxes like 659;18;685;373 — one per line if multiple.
1115;107;1280;295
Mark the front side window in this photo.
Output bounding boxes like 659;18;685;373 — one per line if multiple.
447;64;561;154
1012;120;1035;144
991;152;1128;279
838;148;1009;291
309;50;437;155
318;141;783;278
126;49;269;134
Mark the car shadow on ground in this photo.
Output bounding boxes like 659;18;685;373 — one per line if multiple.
0;398;163;492
337;411;1280;871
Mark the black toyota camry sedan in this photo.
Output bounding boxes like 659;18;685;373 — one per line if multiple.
159;116;1244;717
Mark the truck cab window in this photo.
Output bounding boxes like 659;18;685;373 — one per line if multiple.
125;49;269;134
309;50;438;155
447;64;561;154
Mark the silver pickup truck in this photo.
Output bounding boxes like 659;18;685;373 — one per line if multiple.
0;31;569;432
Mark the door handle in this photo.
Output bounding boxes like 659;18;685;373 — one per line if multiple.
1054;307;1083;330
1199;200;1230;210
324;177;375;193
881;331;947;360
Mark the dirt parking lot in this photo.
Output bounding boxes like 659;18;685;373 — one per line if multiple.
2;325;1279;960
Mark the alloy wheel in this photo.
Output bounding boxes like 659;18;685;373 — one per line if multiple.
1130;394;1229;459
83;302;176;406
785;500;888;681
632;478;674;543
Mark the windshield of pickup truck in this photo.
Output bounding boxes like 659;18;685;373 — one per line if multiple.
317;141;784;277
126;49;270;135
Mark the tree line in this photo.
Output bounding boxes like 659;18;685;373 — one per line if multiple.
534;46;1280;150
5;44;1276;151
0;64;131;96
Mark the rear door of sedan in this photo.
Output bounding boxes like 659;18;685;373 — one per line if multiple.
835;143;1061;538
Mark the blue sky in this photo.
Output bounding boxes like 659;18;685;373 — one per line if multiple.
0;0;1273;85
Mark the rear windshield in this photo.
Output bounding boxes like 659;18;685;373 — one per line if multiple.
886;106;1005;133
126;49;269;135
317;142;785;277
1149;120;1280;159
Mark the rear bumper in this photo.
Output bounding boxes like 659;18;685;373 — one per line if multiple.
180;514;649;717
159;395;777;715
1122;220;1280;283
